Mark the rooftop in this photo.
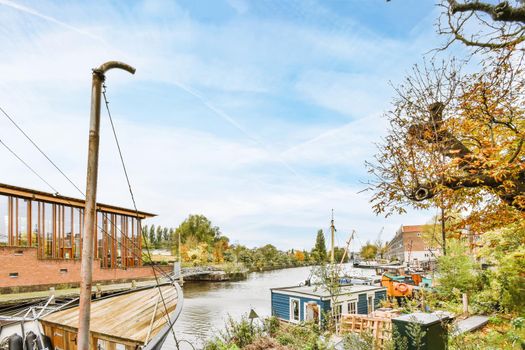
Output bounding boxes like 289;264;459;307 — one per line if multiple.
0;182;155;218
401;225;424;233
271;284;384;299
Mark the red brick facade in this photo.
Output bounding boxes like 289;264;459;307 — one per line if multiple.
0;246;168;293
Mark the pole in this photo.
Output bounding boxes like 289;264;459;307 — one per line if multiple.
77;61;135;350
178;230;183;285
441;205;446;256
330;209;335;264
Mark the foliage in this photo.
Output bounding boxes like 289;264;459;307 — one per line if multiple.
366;45;525;233
359;241;378;261
310;262;342;332
333;247;348;263
204;315;261;349
405;318;427;350
341;331;375;350
175;214;221;245
312;229;328;263
274;322;331;350
448;315;525;350
205;316;331;350
436;239;479;296
475;223;525;313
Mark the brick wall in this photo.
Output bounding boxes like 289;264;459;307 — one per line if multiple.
0;246;170;292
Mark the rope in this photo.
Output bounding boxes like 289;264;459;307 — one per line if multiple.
101;83;182;349
1;97;193;348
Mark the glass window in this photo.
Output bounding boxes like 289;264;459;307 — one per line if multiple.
290;299;300;322
64;206;72;258
367;296;374;314
31;201;39;247
44;203;53;258
347;301;357;314
17;199;29;246
97;212;104;263
115;215;122;266
0;195;8;246
334;303;343;323
73;208;81;259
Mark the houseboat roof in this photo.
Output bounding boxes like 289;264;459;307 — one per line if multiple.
271;284;385;300
41;284;177;345
0;183;155;218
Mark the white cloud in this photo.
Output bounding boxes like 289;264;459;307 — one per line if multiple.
0;0;439;250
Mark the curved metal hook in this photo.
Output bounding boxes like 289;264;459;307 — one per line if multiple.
94;61;136;76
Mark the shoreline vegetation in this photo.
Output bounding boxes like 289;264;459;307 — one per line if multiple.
142;215;345;277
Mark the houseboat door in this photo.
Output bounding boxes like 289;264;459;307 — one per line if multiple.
305;302;319;324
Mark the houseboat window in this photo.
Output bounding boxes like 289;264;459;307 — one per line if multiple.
73;209;81;259
96;339;108;350
347;301;357;314
0;195;8;246
115;343;125;350
97;212;104;261
290;298;300;322
63;207;72;259
334;303;343;323
126;217;133;267
44;202;53;258
31;201;39;247
17;198;29;246
116;214;122;267
367;296;374;314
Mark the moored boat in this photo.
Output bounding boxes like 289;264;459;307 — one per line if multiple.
0;281;183;350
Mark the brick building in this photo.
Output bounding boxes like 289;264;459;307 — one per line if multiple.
0;183;161;292
385;225;441;268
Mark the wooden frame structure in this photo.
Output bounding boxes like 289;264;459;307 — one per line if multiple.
339;314;393;349
0;183;155;269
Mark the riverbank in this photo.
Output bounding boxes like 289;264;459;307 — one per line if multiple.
178;262;316;282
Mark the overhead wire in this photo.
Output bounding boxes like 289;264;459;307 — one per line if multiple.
101;83;184;349
0;104;174;283
0;138;59;194
0;100;190;348
0;106;86;196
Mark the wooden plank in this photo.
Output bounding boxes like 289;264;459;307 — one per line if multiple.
42;285;178;344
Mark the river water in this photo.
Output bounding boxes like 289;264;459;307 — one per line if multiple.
164;264;375;349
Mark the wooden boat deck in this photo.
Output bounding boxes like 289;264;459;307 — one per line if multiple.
41;285;178;344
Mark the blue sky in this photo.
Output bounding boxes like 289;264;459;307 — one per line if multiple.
0;0;457;250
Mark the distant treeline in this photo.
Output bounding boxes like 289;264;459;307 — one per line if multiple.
142;214;349;270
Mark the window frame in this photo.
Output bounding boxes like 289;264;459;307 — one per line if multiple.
289;298;300;323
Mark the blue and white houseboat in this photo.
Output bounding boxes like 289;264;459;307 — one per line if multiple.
271;284;387;325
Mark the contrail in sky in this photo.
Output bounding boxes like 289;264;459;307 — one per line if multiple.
171;80;307;181
0;0;105;43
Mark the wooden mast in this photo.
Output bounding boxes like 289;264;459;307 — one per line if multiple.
77;61;135;350
330;209;335;264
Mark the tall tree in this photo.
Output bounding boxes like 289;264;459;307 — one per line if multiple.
148;224;156;247
175;214;221;245
359;242;378;261
312;229;328;263
439;0;525;50
161;227;169;247
367;48;525;233
156;226;163;248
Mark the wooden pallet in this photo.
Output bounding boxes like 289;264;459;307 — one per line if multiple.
339;314;392;349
